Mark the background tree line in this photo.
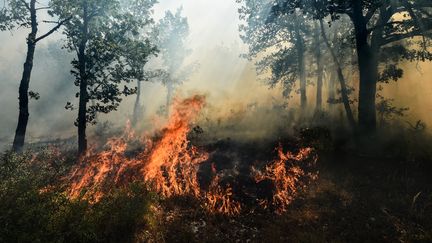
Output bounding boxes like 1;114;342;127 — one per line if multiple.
238;0;432;135
0;0;191;154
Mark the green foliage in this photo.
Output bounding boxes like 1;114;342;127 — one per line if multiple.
51;0;158;125
376;90;409;126
154;7;194;88
238;0;313;97
272;0;432;79
0;151;156;243
0;0;30;31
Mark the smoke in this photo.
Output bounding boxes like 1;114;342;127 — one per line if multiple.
1;0;432;150
0;29;76;149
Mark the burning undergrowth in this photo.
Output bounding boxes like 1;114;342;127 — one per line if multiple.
67;95;318;215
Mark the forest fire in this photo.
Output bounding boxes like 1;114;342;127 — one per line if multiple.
205;164;242;216
2;0;432;240
253;146;318;214
142;95;208;197
67;95;318;215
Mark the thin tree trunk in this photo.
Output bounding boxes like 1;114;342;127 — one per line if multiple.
314;21;323;112
319;19;357;130
294;13;307;110
327;22;339;113
132;80;142;126
12;0;38;152
327;69;336;111
166;82;173;117
78;2;89;155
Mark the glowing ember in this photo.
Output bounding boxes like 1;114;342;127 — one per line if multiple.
66;95;318;215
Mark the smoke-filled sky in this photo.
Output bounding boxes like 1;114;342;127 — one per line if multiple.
1;0;432;149
155;0;244;51
0;0;273;149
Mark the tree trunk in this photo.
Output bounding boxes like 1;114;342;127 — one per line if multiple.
12;0;38;152
132;80;142;126
352;1;378;133
327;22;339;113
319;19;357;130
314;22;323;112
166;82;173;117
78;2;89;155
327;70;336;110
294;14;307;110
298;48;307;110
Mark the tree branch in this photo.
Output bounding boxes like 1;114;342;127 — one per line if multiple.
365;5;379;23
381;29;430;46
35;16;71;42
35;6;50;11
19;0;30;11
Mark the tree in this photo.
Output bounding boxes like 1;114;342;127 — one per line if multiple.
313;21;324;112
130;70;165;126
318;18;356;129
271;0;432;132
119;0;158;126
0;0;70;152
238;0;313;110
52;0;157;155
154;7;192;116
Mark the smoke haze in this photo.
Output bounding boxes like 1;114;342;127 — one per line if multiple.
1;0;431;150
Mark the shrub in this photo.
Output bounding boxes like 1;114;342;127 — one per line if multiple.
0;150;156;243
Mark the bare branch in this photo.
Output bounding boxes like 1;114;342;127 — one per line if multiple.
35;6;50;11
35;16;71;43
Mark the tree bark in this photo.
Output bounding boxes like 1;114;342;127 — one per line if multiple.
132;80;142;126
319;19;357;130
352;1;378;132
12;0;38;152
327;69;336;111
77;2;89;155
166;81;173;117
314;22;323;112
294;14;307;110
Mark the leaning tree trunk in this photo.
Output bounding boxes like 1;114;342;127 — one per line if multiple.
77;3;89;156
352;2;378;133
319;19;356;130
12;0;38;152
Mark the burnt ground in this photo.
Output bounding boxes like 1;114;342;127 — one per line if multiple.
150;148;432;243
2;127;432;242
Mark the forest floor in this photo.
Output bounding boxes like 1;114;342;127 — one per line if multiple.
150;151;432;243
1;128;432;242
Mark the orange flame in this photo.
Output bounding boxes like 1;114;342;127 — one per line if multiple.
142;95;208;197
205;164;242;216
253;145;318;214
68;95;207;200
66;95;318;215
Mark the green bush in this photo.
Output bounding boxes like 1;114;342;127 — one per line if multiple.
0;151;156;243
